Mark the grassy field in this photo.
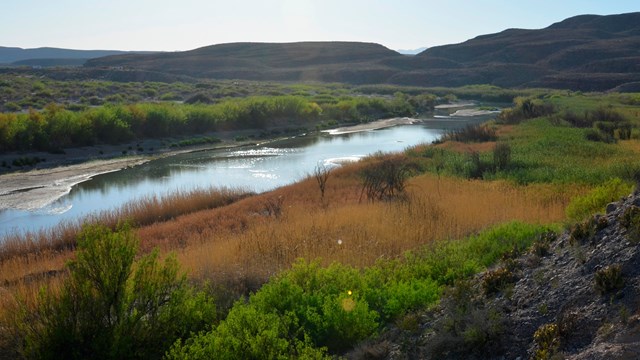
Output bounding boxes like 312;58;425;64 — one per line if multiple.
2;89;640;358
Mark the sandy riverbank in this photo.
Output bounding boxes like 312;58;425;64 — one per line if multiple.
322;117;418;135
0;157;151;211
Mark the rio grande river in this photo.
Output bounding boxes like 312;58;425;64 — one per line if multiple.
0;113;496;236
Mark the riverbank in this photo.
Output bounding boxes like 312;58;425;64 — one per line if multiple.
322;117;418;135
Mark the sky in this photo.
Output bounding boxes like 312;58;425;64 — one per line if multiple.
2;0;639;52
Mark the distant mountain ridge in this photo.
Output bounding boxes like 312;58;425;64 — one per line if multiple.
7;12;640;91
0;47;156;66
85;41;403;84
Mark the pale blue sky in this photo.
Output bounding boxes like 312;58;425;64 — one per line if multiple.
2;0;638;51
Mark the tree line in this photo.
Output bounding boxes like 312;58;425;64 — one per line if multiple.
0;94;425;153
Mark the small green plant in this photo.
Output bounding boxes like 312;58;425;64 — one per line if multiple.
569;217;599;245
594;264;624;295
620;205;640;243
482;267;515;296
530;231;557;257
532;323;561;360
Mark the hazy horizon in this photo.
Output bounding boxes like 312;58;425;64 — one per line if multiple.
2;0;639;53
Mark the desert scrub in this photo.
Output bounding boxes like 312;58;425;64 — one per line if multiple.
594;264;624;295
482;267;515;296
424;280;505;358
620;205;640;243
13;223;216;360
569;216;606;245
530;231;557;257
532;323;561;360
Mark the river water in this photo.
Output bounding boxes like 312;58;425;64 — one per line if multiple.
0;114;495;236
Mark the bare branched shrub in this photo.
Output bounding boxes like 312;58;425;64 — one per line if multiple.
359;157;412;202
313;164;331;202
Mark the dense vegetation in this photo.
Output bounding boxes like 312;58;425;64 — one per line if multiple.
2;85;640;358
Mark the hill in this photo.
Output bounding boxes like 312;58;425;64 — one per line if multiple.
0;47;157;67
85;41;404;84
400;12;640;90
82;12;640;91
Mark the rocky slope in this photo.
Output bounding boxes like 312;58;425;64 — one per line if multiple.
357;190;640;359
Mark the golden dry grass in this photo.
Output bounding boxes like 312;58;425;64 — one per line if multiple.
176;172;582;286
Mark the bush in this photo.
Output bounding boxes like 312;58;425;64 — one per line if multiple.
585;128;615;143
594;264;624;295
359;156;414;202
497;97;555;124
437;124;497;143
569;217;603;245
492;143;511;171
424;280;505;358
532;323;561;360
165;304;328;360
463;150;487;179
482;267;515;296
17;223;216;360
620;205;640;243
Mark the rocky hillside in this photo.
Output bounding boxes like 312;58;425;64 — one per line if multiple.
395;12;640;91
80;12;640;91
361;190;640;359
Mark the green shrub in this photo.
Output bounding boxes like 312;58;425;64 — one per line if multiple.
497;97;555;124
492;143;511;171
565;178;632;221
529;231;557;257
424;280;505;358
463;150;487;179
595;264;624;295
569;215;608;246
482;267;515;296
532;323;560;360
585;128;615;143
165;304;328;360
620;205;640;244
17;223;216;360
438;124;497;143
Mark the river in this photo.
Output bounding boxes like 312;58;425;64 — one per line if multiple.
0;112;497;236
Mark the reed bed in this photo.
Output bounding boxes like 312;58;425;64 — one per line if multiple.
0;187;251;262
177;174;581;287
